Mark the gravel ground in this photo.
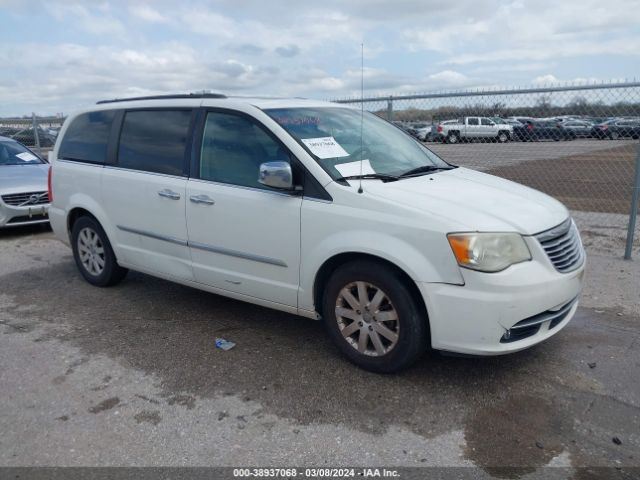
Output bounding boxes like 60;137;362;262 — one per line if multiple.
0;225;639;478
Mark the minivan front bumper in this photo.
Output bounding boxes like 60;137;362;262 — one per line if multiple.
419;236;585;355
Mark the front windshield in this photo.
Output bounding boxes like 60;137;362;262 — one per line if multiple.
0;141;44;165
264;107;450;180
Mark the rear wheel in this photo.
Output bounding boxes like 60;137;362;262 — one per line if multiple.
71;216;128;287
447;132;460;144
610;131;620;140
322;260;429;373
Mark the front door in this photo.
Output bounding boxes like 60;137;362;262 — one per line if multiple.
186;110;302;307
480;117;495;138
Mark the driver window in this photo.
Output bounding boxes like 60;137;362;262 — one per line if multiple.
200;112;290;190
481;118;493;126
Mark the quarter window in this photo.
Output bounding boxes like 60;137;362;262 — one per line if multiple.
59;110;116;164
118;110;191;176
200;112;290;190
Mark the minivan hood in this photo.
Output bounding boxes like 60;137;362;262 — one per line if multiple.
0;164;49;195
363;167;568;235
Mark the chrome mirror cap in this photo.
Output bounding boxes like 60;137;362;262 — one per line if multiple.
258;161;293;190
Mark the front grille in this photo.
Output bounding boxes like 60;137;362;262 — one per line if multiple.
535;219;584;273
1;191;49;206
500;296;578;343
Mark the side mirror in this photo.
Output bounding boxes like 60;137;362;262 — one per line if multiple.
258;161;293;190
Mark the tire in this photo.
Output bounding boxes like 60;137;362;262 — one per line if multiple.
496;131;509;143
446;132;460;144
610;131;619;140
71;216;128;287
322;260;429;373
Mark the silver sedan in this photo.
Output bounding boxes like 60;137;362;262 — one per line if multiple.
0;136;50;228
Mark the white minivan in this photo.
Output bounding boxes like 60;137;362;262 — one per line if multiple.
48;93;585;372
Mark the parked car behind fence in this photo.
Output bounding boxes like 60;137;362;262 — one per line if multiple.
591;119;640;140
514;120;576;142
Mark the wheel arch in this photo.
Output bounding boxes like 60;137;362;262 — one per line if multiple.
66;203;119;261
67;207;97;236
313;252;429;326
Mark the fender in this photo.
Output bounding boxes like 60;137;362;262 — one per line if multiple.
298;229;464;313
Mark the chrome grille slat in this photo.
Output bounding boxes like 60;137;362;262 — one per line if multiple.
545;235;579;254
542;235;575;251
547;243;579;259
554;250;582;269
547;240;580;260
535;219;584;273
1;191;49;206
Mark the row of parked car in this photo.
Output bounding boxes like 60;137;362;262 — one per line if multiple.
0;126;60;148
397;116;640;144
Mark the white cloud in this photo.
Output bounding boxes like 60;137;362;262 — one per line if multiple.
1;0;639;114
128;4;168;23
532;74;560;86
43;2;126;36
427;70;469;86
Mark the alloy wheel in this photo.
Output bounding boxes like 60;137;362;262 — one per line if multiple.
335;281;400;357
77;227;105;276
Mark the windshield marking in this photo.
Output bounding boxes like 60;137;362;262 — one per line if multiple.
300;136;350;159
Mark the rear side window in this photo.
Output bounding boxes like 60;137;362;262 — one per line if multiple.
467;118;479;125
59;110;115;163
117;110;191;176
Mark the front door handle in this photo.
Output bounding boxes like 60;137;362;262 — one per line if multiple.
158;189;181;200
190;194;215;205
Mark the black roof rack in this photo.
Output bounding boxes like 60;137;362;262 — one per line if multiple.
96;93;227;104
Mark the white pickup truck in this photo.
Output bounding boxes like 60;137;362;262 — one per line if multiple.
435;117;513;144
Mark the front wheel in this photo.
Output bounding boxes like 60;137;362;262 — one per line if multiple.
322;261;429;373
71;216;128;287
496;131;509;143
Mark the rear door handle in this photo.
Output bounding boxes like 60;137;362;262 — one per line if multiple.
190;194;215;205
158;189;181;200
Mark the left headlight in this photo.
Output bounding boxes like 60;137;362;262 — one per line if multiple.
447;232;531;273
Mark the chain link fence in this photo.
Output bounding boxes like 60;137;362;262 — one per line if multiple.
334;81;640;259
0;114;65;159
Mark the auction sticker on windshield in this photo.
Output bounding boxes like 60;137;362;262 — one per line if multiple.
301;136;349;159
334;160;375;178
16;152;39;162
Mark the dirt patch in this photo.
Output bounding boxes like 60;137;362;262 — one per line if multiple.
88;397;120;414
487;144;638;214
465;394;569;478
134;410;161;425
167;394;196;410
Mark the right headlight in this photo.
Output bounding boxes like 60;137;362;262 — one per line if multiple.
447;232;531;273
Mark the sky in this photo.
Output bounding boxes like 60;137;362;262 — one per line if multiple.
0;0;639;116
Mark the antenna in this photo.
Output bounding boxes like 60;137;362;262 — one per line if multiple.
358;42;364;194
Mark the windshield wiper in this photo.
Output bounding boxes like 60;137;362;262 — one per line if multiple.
336;173;400;183
399;165;456;177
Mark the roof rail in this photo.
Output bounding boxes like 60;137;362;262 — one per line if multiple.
96;93;227;104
